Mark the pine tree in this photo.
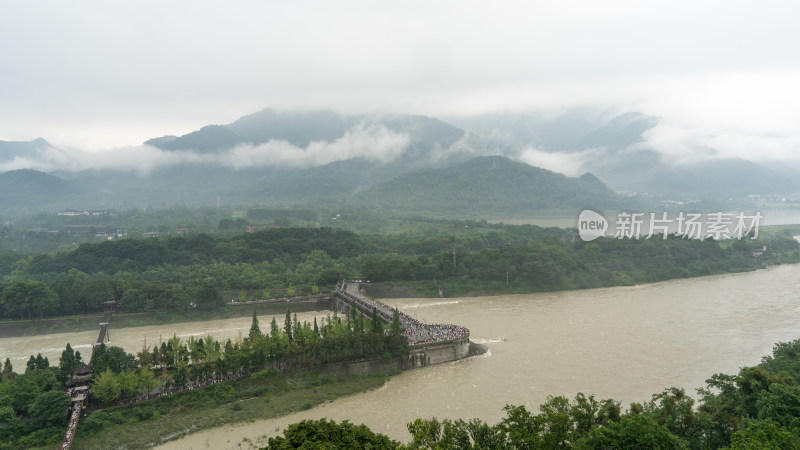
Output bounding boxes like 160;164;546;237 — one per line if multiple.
59;343;78;372
292;313;299;342
391;309;403;337
284;308;293;342
372;307;383;334
1;358;12;380
357;313;365;334
249;310;262;340
270;317;280;339
137;344;153;368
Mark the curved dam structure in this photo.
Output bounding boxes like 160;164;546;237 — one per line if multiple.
335;281;484;369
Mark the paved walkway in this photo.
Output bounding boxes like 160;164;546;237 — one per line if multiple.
335;281;469;346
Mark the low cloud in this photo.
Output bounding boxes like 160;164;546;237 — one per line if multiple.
221;123;410;170
0;145;211;175
0;123;411;175
636;120;800;166
518;147;602;177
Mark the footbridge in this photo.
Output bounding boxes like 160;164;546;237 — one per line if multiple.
61;298;116;449
335;281;480;367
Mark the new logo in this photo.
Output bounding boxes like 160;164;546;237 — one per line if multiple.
578;210;608;241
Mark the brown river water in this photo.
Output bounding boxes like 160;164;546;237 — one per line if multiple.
4;264;800;448
0;311;332;371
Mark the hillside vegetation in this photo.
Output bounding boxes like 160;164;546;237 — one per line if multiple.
2;224;798;319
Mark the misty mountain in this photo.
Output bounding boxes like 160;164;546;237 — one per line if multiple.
363;156;624;216
0;153;628;220
145;125;241;154
448;110;661;152
447;109;632;151
0;138;54;163
578;112;660;150
0;169;76;214
144;108;470;158
598;156;797;198
4;107;799;218
577;172;615;194
146;109;361;152
451;109;799;198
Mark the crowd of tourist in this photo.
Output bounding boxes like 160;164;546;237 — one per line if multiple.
66;387;88;398
337;281;394;321
336;281;470;345
61;401;81;449
400;317;470;345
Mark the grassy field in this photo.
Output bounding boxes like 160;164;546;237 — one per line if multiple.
68;371;390;450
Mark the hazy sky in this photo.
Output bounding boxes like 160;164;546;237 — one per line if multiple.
2;0;799;160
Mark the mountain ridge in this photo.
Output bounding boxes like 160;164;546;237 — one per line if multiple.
2;107;798;217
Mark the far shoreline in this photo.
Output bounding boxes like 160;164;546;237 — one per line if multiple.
4;260;800;340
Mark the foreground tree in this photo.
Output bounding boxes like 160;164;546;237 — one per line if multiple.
28;390;70;428
728;419;800;450
264;418;400;449
58;342;82;381
574;414;686;449
91;368;121;404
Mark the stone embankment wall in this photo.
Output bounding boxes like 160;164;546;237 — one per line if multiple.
229;294;335;314
302;357;405;378
305;338;485;379
406;339;472;368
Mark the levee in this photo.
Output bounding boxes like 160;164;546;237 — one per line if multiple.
334;281;485;369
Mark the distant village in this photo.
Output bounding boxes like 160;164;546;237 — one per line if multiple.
31;210;288;241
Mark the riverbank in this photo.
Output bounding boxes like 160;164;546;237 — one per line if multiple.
0;295;332;338
5;230;800;339
65;370;390;450
366;236;800;298
0;258;787;338
153;263;800;447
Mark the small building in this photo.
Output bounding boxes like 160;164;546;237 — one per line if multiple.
247;225;267;233
65;363;93;388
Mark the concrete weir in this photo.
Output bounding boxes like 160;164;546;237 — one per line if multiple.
334;281;485;369
406;338;472;368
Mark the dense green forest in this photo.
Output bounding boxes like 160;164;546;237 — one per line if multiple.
1;224;799;320
361;156;627;216
0;151;636;220
0;206;520;254
264;338;800;449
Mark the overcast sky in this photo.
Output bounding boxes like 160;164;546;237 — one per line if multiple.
1;0;799;162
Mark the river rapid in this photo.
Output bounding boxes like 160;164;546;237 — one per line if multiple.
4;264;800;448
